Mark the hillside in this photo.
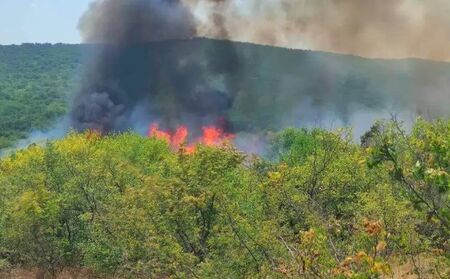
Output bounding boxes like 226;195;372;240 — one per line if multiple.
0;43;81;148
1;38;450;149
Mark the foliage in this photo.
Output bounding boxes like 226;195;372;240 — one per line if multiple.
366;119;449;242
0;119;448;278
0;44;80;148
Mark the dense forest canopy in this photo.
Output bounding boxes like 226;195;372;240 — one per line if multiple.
0;43;81;149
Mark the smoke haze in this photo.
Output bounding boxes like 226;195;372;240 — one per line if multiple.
186;0;450;62
69;0;450;142
71;0;241;134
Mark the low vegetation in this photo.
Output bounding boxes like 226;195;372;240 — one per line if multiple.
0;118;448;278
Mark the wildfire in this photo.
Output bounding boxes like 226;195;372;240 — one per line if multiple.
148;123;235;153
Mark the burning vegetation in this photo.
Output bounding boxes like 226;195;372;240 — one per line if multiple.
148;123;235;153
71;0;239;135
68;0;450;144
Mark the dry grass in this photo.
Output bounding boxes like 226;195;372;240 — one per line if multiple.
385;256;448;279
0;269;97;279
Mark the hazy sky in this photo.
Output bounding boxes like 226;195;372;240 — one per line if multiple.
0;0;92;45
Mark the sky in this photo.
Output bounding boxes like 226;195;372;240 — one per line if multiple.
0;0;92;45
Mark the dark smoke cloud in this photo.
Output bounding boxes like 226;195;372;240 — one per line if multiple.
79;0;197;43
71;0;240;133
70;0;449;141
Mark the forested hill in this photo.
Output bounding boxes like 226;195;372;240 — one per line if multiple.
1;38;450;148
0;43;81;148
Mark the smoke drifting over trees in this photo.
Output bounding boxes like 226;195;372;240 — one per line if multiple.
70;0;450;136
187;0;450;61
71;0;240;133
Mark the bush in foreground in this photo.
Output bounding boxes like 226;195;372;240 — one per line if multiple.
0;119;448;278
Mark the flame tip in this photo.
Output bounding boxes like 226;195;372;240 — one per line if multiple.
148;122;235;153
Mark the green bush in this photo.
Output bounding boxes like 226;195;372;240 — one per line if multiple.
0;119;448;278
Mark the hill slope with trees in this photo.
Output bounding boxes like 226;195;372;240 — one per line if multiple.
1;39;450;150
0;43;80;148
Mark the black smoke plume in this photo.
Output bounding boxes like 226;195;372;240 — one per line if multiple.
71;0;240;134
71;0;449;141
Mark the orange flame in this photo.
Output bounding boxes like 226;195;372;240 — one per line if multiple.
201;126;235;145
148;123;234;153
149;124;171;142
172;126;188;147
